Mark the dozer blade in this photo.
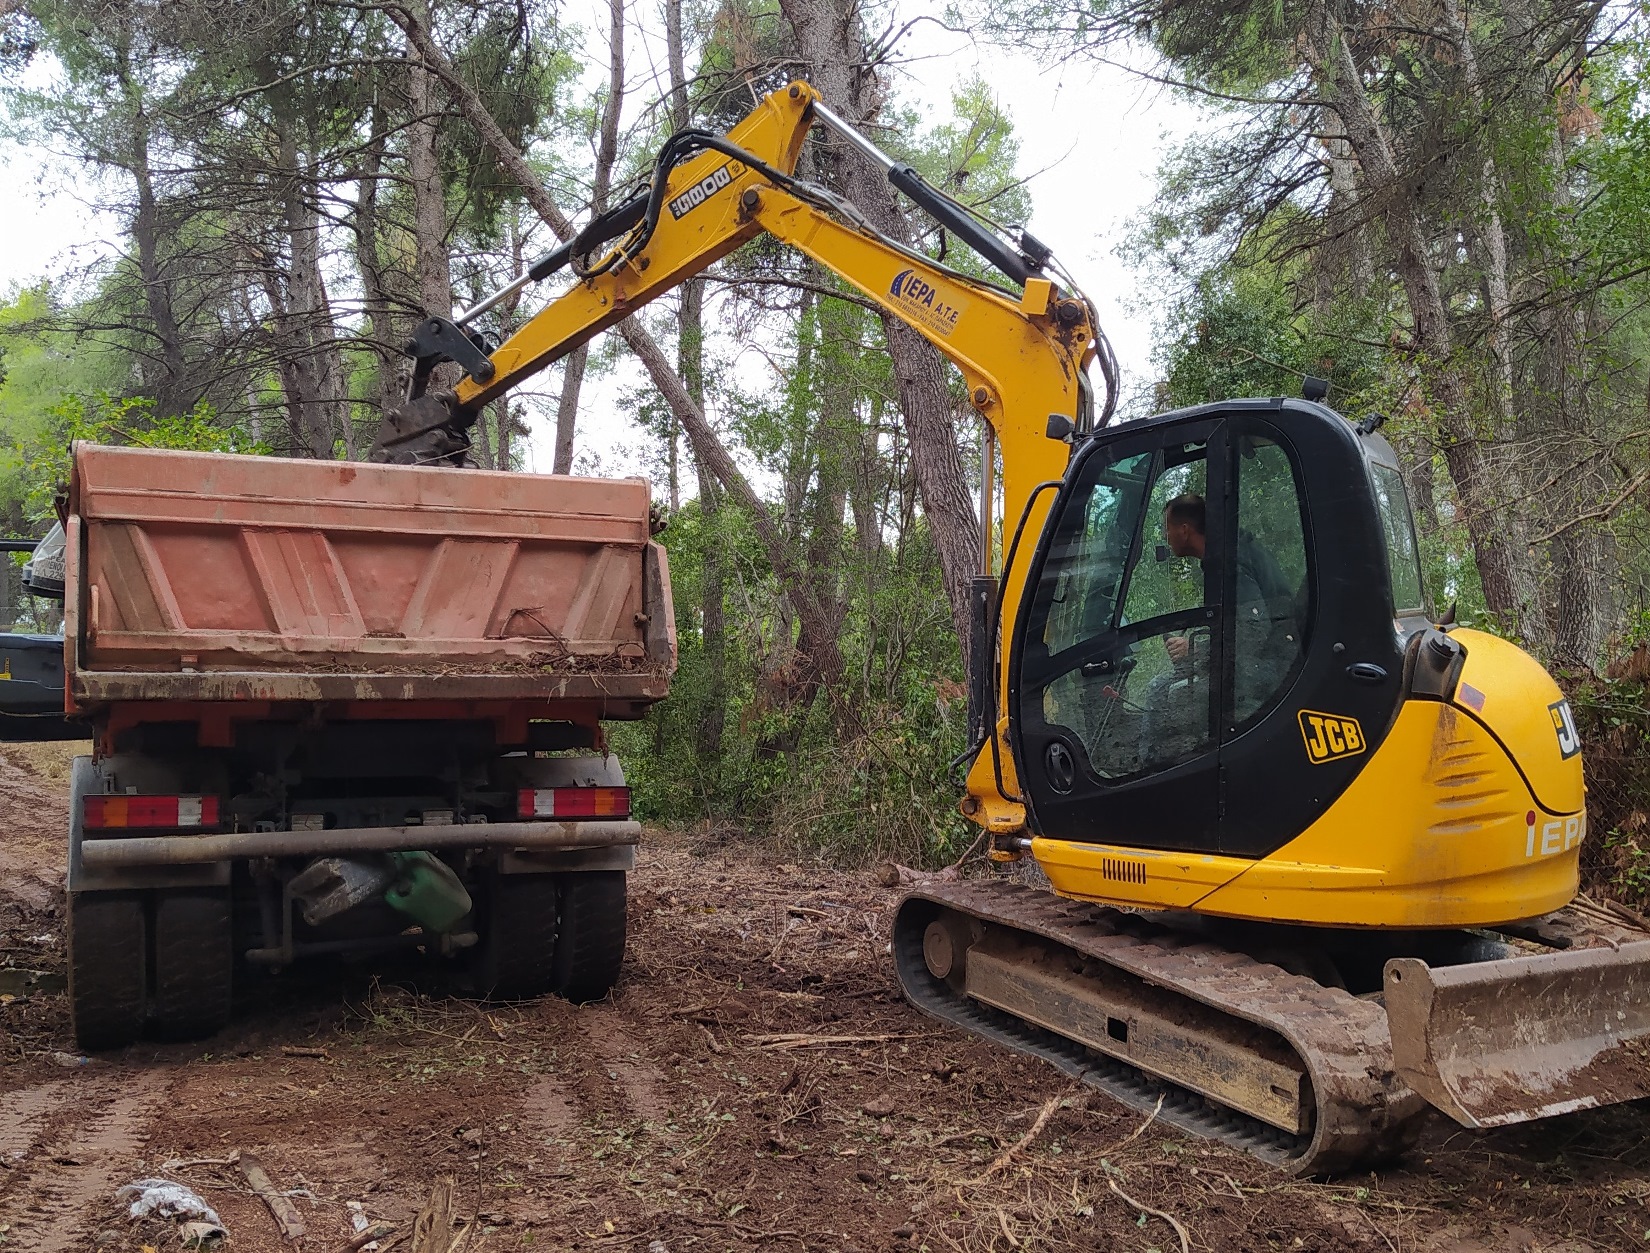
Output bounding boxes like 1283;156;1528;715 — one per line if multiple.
1385;939;1650;1128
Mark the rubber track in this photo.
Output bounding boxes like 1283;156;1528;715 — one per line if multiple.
894;880;1428;1175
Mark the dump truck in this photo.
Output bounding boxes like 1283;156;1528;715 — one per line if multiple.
63;443;673;1047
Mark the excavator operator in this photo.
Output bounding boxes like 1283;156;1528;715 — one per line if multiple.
1159;491;1302;732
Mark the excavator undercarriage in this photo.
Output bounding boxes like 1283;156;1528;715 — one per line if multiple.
895;880;1650;1173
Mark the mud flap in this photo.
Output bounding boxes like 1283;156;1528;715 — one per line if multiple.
1384;940;1650;1128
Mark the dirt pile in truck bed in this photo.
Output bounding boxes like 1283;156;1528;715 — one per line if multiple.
3;743;1650;1251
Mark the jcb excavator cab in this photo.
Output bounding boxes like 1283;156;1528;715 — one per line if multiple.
1008;397;1585;930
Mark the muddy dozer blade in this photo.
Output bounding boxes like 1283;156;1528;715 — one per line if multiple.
1385;939;1650;1128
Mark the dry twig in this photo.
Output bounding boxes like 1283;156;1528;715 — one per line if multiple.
973;1092;1068;1181
995;1207;1022;1248
1355;1206;1398;1253
744;1032;917;1049
1099;1093;1164;1154
1108;1178;1190;1253
239;1152;306;1242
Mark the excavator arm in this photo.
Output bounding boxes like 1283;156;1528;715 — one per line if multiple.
375;79;1110;840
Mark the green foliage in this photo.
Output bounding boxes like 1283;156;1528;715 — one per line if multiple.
1153;258;1389;411
1571;676;1650;909
0;284;149;529
6;392;268;521
611;499;976;868
885;78;1035;283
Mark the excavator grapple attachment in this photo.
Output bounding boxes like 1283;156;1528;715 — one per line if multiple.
1384;939;1650;1128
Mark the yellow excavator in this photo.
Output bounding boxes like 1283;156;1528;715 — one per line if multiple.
382;81;1650;1173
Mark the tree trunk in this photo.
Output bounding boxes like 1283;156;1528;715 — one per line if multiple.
1307;3;1541;642
407;1;452;319
665;0;726;766
551;0;627;476
383;2;847;701
120;72;191;418
552;346;585;475
779;0;983;660
681;277;727;762
281;131;347;459
354;114;402;435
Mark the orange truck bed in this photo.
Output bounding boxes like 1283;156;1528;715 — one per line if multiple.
64;444;675;718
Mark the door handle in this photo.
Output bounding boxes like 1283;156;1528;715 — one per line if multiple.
1080;659;1114;677
1346;662;1388;684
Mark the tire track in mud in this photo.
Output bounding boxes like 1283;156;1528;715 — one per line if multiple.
0;1071;171;1248
0;1081;72;1165
578;1007;673;1125
517;1006;676;1164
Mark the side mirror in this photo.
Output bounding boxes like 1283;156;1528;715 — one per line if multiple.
1045;413;1075;442
1155;544;1171;563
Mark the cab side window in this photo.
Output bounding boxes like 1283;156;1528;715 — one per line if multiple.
1230;433;1310;725
1037;443;1216;781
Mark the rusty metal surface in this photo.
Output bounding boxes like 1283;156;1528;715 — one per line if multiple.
67;445;673;705
80;818;642;868
70;668;669;707
1385;930;1650;1128
894;879;1426;1175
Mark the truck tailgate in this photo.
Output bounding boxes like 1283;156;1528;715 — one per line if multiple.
65;445;674;708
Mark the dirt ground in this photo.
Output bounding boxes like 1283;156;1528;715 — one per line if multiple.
4;743;1650;1252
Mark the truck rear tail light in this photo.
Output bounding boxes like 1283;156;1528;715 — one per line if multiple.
517;787;630;819
84;794;221;830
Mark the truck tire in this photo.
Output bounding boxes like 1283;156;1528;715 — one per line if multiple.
552;870;626;1003
68;892;147;1051
476;873;559;1000
150;889;234;1041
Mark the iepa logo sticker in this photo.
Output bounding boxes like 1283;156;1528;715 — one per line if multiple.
888;268;965;336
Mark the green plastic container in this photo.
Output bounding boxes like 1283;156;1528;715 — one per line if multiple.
384;851;473;933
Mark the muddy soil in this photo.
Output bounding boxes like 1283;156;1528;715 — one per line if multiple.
4;742;1650;1252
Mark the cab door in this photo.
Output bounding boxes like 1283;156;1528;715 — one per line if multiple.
1009;418;1227;853
1212;412;1409;857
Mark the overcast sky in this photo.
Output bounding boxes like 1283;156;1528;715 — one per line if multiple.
0;12;1207;477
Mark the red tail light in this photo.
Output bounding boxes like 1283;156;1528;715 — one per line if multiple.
517;787;630;819
84;794;221;830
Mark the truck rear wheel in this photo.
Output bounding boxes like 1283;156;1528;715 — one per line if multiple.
68;892;147;1051
477;873;560;1000
150;889;234;1041
552;871;627;1003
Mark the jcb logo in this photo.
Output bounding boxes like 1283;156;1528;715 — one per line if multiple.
1548;699;1581;760
1298;710;1366;764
